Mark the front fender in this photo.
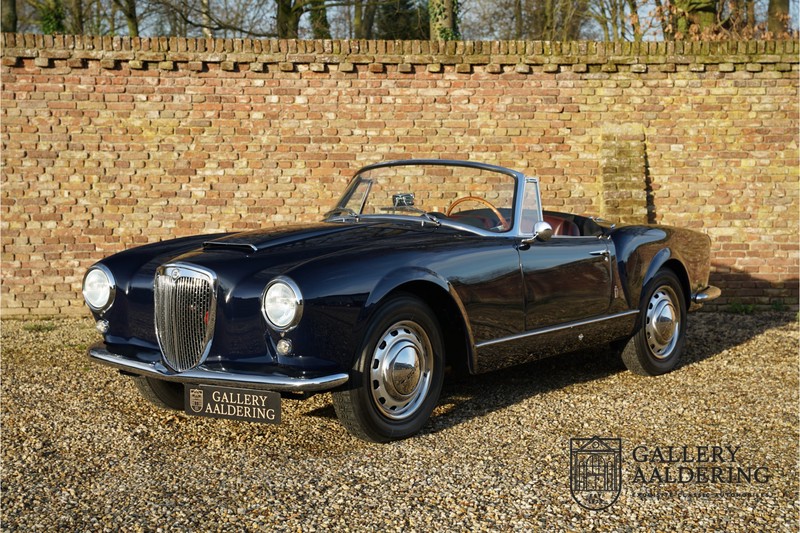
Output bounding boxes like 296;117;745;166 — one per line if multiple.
362;267;476;372
364;267;454;315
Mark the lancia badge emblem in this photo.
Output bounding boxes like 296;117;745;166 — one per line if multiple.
570;436;622;510
170;268;180;280
189;388;204;413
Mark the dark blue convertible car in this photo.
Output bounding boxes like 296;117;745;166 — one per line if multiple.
83;160;719;441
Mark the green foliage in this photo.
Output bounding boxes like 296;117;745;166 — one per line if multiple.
429;0;460;41
728;301;757;315
374;0;430;40
23;321;58;333
38;0;66;35
436;27;459;41
770;299;787;312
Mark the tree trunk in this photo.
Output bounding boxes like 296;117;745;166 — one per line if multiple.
69;0;83;34
364;2;376;38
767;0;789;34
543;0;553;39
746;0;755;32
308;0;331;39
652;0;672;39
111;0;138;36
201;0;213;37
354;1;376;39
1;0;17;32
674;0;716;36
626;0;642;40
276;0;302;38
429;0;457;40
514;0;523;39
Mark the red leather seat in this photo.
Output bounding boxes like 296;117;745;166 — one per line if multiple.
543;215;580;237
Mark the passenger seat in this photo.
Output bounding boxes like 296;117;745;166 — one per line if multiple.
543;215;580;236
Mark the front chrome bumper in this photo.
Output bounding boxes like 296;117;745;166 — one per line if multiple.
89;345;350;393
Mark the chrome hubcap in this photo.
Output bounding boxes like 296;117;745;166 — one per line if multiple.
645;286;680;360
370;321;433;420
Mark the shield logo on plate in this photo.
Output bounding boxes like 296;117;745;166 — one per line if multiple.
189;388;204;413
570;436;622;510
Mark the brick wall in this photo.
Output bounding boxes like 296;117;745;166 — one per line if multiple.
1;34;798;316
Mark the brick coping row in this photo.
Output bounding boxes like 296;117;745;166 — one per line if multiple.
2;33;798;70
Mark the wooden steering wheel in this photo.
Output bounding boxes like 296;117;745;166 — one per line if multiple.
445;196;510;231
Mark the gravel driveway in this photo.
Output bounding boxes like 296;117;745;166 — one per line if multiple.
2;312;797;531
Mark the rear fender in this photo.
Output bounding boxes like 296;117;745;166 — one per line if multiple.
612;225;709;309
642;248;674;296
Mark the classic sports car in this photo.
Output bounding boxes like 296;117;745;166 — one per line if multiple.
84;160;719;442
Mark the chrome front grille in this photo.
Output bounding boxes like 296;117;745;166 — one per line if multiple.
154;264;217;372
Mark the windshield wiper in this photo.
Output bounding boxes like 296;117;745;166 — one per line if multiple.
379;206;441;226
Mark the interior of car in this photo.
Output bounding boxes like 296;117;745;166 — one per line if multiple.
443;208;604;237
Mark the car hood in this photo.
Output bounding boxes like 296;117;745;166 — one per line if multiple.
173;220;459;277
201;222;369;253
99;220;459;349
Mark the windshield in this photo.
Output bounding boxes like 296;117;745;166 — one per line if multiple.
328;163;520;234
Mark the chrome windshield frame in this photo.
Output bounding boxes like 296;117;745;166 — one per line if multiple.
327;159;542;239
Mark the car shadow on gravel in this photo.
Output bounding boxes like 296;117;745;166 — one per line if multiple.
420;311;796;436
299;311;796;429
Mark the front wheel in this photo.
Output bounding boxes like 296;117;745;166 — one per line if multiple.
133;376;185;410
621;270;687;376
332;295;444;442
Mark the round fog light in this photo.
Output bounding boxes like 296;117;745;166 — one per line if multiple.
276;338;293;356
96;319;109;334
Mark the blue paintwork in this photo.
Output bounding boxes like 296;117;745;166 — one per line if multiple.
86;162;714;388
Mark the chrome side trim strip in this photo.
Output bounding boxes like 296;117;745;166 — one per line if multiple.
692;286;721;303
476;310;640;348
89;347;349;393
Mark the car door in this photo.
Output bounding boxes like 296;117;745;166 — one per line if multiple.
519;236;613;331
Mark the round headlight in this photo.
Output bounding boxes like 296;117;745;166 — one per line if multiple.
261;277;303;331
83;265;116;312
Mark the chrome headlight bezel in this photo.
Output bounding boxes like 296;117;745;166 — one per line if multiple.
261;277;303;332
82;264;116;313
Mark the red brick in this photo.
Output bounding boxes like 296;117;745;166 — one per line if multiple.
0;37;797;313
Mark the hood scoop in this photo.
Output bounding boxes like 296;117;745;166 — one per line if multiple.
202;240;258;253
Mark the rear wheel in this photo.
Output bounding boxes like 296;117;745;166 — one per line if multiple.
332;295;444;442
133;377;185;410
621;270;687;376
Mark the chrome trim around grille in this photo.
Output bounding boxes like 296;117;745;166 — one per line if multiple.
154;263;218;372
88;347;350;393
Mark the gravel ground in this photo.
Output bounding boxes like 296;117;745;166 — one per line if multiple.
2;312;798;531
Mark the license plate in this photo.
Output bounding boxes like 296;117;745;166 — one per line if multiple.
184;384;280;424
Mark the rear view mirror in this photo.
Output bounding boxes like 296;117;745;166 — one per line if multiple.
533;221;553;241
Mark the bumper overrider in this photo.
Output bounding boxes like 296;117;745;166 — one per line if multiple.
691;285;721;304
88;343;350;393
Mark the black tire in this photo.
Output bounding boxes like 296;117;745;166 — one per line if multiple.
621;269;687;376
332;295;444;442
133;376;185;410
